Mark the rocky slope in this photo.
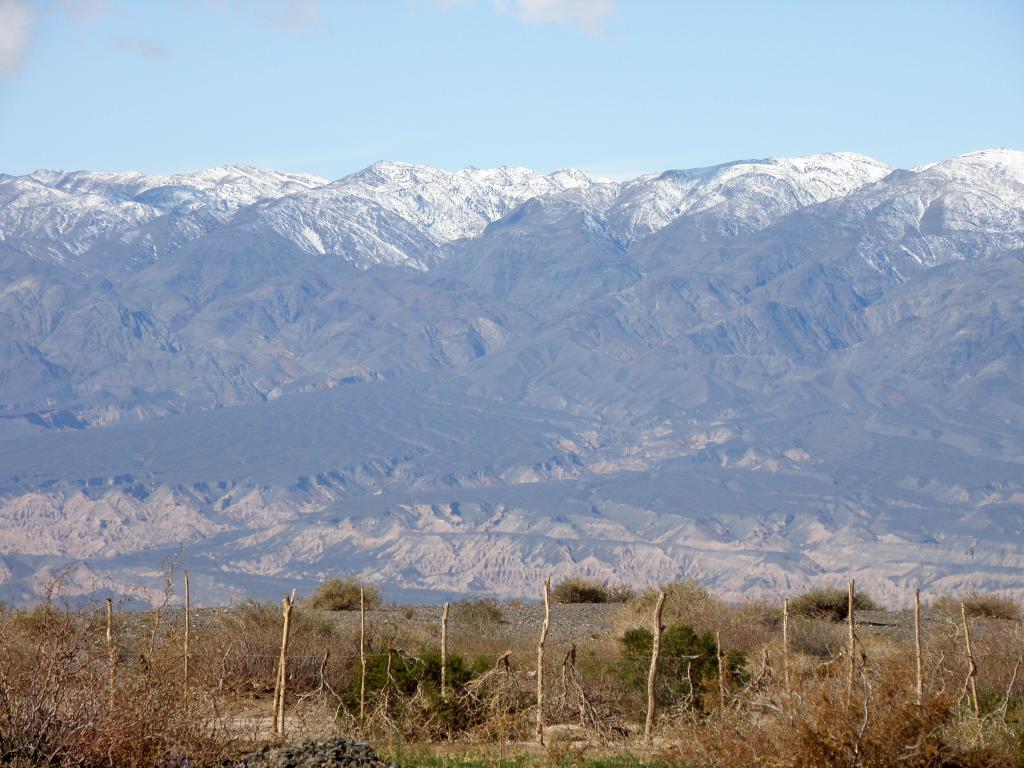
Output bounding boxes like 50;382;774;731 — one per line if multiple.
0;149;1021;607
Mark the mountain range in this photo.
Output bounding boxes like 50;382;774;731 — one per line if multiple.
1;149;1022;607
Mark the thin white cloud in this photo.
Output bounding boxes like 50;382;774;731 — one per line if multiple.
494;0;615;36
203;0;323;35
267;0;321;33
58;0;110;24
0;0;33;77
1;0;113;78
436;0;616;37
113;38;173;61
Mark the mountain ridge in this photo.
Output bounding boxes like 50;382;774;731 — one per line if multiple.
0;148;1022;606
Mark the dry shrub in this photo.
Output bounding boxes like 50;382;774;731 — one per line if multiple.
607;584;637;603
0;590;240;767
451;598;504;628
551;578;632;604
789;615;848;658
4;575;1022;765
552;577;608;604
305;577;381;612
622;580;725;627
789;587;882;622
663;656;1012;768
459;654;532;743
190;598;355;697
934;593;1022;621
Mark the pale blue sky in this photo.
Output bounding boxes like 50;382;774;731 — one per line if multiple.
1;0;1021;178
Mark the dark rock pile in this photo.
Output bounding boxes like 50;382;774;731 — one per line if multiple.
229;738;399;768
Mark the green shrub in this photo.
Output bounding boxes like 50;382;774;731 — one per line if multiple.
552;577;633;604
619;623;745;710
356;649;484;705
361;649;493;739
789;588;882;622
306;576;381;611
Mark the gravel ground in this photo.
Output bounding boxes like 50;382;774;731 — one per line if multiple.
186;601;951;650
376;601;624;645
227;738;398;768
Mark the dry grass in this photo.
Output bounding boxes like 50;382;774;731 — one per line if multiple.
0;587;244;767
661;654;1017;768
2;575;1022;766
934;593;1023;621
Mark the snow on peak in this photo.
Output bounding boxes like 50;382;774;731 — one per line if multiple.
917;149;1024;189
0;165;330;261
4;150;1018;273
255;152;894;269
252;161;609;266
19;165;327;208
604;152;891;244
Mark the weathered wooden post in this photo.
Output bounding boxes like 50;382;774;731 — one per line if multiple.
914;588;923;706
440;601;450;698
716;630;726;708
782;597;791;695
183;569;191;701
560;643;577;701
536;577;551;744
644;591;666;744
272;589;295;737
847;579;856;699
106;597;116;709
359;587;367;726
961;603;980;717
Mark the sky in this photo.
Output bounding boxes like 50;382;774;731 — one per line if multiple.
0;0;1021;179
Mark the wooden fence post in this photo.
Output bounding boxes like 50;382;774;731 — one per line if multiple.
106;597;116;709
847;579;856;699
644;591;666;744
536;577;551;744
183;569;191;701
272;589;295;737
782;597;791;695
441;602;450;698
359;587;367;727
914;588;923;706
716;630;726;708
961;603;980;717
560;643;577;701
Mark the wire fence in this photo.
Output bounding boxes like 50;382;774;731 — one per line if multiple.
171;582;1023;741
31;576;1021;747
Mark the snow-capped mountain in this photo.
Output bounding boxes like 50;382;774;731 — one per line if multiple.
27;165;328;215
0;165;327;267
0;152;893;272
1;149;1022;606
604;151;891;244
835;149;1024;274
244;162;604;268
